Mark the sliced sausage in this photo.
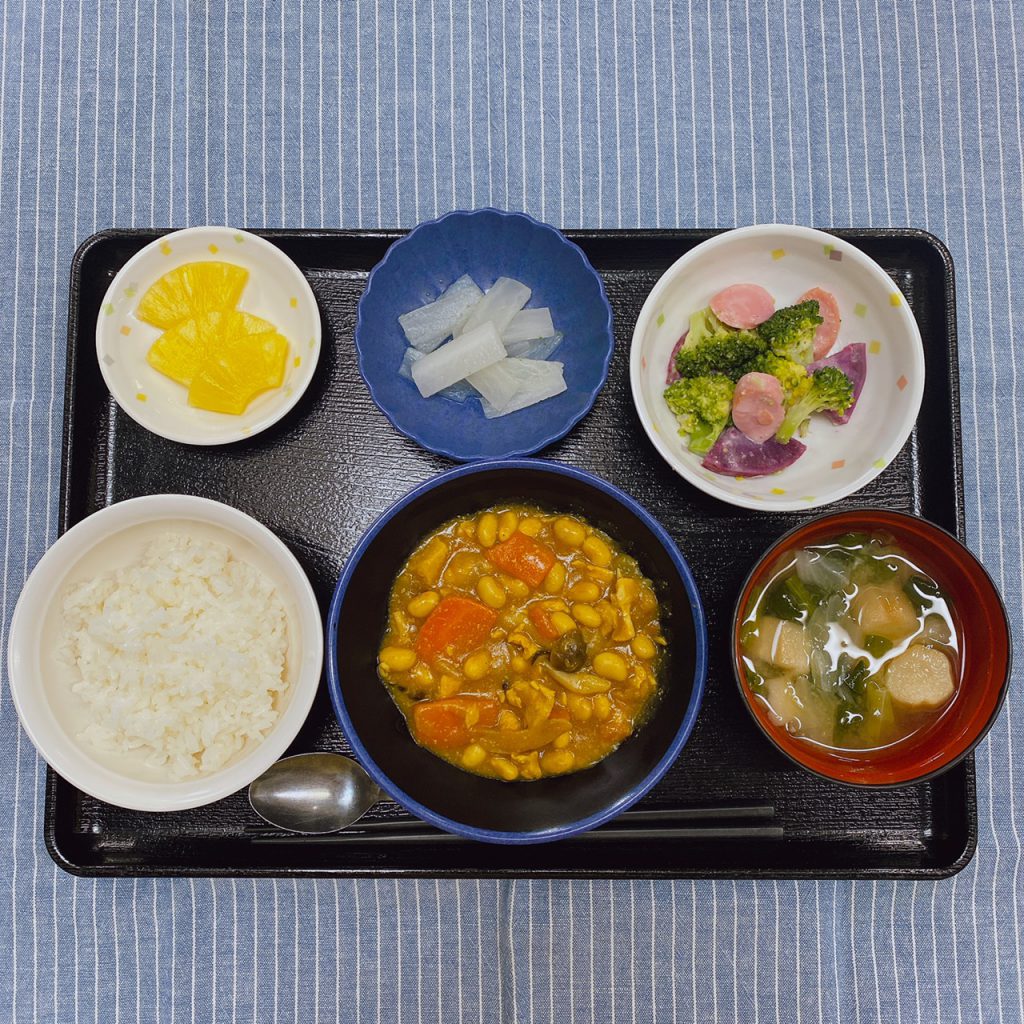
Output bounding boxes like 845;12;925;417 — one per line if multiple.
798;287;841;360
710;283;775;329
732;372;786;443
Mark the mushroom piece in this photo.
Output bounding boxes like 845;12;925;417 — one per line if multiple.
475;718;571;754
549;628;587;672
540;660;611;695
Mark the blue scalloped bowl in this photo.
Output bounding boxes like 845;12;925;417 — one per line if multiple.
355;209;614;461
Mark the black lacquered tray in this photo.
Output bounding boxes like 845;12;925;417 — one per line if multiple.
47;228;972;879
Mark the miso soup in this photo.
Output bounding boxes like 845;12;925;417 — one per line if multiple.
739;532;961;752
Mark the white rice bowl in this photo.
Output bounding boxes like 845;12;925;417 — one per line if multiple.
7;495;323;812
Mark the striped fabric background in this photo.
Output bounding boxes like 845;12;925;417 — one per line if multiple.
1;1;1021;1020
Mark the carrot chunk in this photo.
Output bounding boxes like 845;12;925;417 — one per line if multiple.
528;602;560;641
415;595;498;661
411;697;501;749
486;532;556;588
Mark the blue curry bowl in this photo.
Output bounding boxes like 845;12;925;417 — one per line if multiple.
326;459;708;844
354;209;614;461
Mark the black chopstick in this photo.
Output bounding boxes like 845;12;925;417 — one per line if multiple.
250;803;781;843
326;802;776;833
608;804;776;823
253;823;784;844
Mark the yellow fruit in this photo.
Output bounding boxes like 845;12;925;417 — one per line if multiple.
136;261;249;328
139;259;290;417
146;317;212;386
146;310;276;387
187;330;289;414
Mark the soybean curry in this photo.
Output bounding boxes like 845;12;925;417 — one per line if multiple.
377;505;665;781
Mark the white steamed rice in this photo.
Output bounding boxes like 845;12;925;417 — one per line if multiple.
59;532;289;780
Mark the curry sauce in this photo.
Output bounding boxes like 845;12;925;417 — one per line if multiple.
377;504;665;781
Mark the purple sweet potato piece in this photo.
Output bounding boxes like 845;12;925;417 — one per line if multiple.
665;332;688;385
702;428;807;478
809;342;866;425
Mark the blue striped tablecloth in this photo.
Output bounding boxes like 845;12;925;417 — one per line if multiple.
1;2;1021;1021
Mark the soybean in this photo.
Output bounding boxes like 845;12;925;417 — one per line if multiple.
631;634;657;660
571;603;603;628
490;757;519;781
582;535;613;568
518;517;542;537
541;749;576;774
550;611;578;636
567;694;593;722
406;591;440;618
593;650;629;682
502;575;531;599
477;575;507;609
553;517;586;548
379;646;417;672
463;650;492;681
476;512;498;548
437;674;462;698
567;580;601;603
462;744;487;768
543;562;567;594
497;510;519;542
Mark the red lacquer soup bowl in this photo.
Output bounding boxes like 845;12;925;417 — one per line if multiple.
732;509;1011;787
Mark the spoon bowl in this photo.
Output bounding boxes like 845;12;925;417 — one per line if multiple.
248;752;384;834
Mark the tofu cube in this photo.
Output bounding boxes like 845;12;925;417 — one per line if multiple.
762;676;827;737
747;616;810;674
884;644;955;711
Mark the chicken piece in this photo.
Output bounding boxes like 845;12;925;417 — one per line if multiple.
522;681;556;727
595;600;617;638
884;645;955;711
612;577;639;642
746;616;810;674
409;537;449;587
512;750;543;780
508;631;540;660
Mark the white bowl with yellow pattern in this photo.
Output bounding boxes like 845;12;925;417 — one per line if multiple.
96;226;321;445
630;224;925;512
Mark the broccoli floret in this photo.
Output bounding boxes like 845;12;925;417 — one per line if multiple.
757;300;824;364
685;307;729;348
776;366;854;443
674;331;767;381
741;351;808;397
673;305;768;380
663;374;734;455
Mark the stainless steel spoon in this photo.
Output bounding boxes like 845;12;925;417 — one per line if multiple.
248;752;384;835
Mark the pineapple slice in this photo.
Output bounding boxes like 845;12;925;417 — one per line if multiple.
187;330;289;415
146;311;276;387
139;256;288;416
136;261;249;328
